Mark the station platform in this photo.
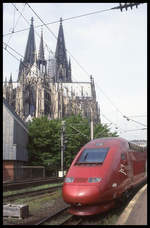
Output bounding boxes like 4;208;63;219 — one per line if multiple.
116;184;147;225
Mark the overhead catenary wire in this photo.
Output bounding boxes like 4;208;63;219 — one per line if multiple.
26;3;93;82
94;80;147;128
101;112;123;132
3;41;46;83
3;46;45;86
4;46;100;119
11;3;27;32
26;3;127;117
26;3;57;40
3;5;113;37
5;3;27;49
3;3;144;37
6;4;146;130
125;115;147;118
12;3;16;32
9;3;81;83
5;2;145;89
3;45;90;99
3;3;146;133
123;128;147;132
101;112;147;134
11;3;55;57
27;3;144;127
123;115;147;127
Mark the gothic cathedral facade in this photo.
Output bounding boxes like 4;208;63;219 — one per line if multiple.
3;17;100;123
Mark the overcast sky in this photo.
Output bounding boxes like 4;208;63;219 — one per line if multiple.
3;3;147;141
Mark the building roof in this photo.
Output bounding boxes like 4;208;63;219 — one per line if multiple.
3;98;28;133
52;82;92;97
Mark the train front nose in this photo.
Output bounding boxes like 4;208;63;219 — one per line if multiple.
62;184;101;205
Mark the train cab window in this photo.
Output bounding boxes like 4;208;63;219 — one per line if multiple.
121;153;126;160
75;147;109;165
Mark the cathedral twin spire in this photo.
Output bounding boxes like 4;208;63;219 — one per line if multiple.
17;17;72;82
17;17;36;81
55;17;72;82
24;17;36;67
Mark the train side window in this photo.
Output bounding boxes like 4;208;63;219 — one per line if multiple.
121;153;126;160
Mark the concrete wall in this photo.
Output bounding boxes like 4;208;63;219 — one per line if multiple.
3;160;15;181
14;119;28;161
3;101;28;162
3;104;15;160
3;160;25;181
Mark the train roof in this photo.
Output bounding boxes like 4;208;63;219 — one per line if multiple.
85;137;127;146
84;137;146;152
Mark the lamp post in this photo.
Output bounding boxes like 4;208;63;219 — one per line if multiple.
61;120;65;176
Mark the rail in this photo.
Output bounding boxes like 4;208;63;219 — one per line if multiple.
3;185;62;202
3;177;64;191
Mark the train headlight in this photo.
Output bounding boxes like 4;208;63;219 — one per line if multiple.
64;177;74;183
88;177;102;183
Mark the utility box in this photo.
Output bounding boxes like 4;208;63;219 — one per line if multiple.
3;204;29;219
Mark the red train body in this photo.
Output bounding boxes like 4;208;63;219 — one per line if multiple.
62;137;147;216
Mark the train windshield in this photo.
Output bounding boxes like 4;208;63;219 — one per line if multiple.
76;147;109;164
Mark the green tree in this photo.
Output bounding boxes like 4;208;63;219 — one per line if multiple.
27;115;119;174
63;114;90;169
63;115;118;170
27;116;61;173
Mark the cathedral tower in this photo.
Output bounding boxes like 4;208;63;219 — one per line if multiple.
18;17;36;82
4;16;100;123
55;18;72;82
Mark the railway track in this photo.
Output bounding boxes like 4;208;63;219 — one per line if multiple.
4;181;146;225
34;207;82;225
3;177;64;192
35;207;69;225
3;185;62;202
61;215;83;225
35;182;146;226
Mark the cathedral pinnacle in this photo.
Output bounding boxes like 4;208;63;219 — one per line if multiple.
4;76;7;86
37;27;46;73
9;73;12;83
31;17;34;25
38;27;45;62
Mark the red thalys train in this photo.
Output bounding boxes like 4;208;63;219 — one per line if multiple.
62;137;147;216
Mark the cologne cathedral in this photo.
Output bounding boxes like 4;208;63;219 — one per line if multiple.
3;17;100;123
